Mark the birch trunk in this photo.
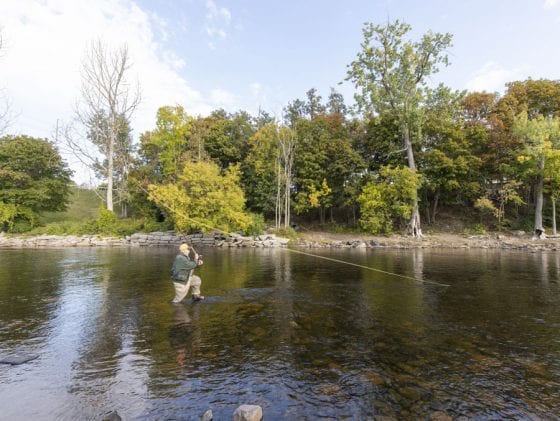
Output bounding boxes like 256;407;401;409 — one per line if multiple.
404;124;422;237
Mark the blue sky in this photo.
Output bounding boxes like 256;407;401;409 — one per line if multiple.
1;0;559;182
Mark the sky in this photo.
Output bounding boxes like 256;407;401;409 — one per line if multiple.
1;0;560;184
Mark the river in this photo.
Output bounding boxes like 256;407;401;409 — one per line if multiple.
0;247;559;419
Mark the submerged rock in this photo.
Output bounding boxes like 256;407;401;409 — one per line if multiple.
100;411;121;421
430;411;453;421
201;409;213;420
0;353;39;365
233;405;262;421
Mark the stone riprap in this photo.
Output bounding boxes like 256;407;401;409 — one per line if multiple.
1;231;559;251
294;232;560;251
0;231;290;249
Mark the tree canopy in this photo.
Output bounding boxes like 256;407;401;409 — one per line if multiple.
0;135;72;231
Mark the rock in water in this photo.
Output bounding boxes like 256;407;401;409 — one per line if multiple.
201;409;213;420
233;405;263;421
100;411;121;421
0;354;39;365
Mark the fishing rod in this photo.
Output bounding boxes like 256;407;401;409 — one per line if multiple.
133;180;450;288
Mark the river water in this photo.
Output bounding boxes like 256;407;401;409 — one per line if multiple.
0;247;559;420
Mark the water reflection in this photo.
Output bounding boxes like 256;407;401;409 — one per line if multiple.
0;247;559;419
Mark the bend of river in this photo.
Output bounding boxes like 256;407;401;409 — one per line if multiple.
0;247;559;420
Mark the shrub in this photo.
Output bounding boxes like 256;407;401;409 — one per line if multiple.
244;213;265;236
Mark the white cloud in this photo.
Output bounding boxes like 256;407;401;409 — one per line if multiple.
0;0;215;183
204;0;231;47
465;61;527;93
211;88;235;107
544;0;559;9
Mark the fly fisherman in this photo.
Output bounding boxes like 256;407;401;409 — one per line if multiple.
171;243;204;303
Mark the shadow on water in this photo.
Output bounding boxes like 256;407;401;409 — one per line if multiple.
0;247;559;419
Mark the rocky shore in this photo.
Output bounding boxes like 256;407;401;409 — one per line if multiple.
0;231;290;249
0;230;559;251
293;230;560;251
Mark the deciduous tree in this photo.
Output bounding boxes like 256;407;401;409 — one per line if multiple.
512;112;560;236
0;135;72;231
147;161;252;233
346;20;452;236
65;40;140;212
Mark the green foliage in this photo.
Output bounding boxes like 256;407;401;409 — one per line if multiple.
270;226;297;239
240;123;278;214
346;20;453;119
474;196;498;218
463;223;487;235
0;202;18;231
148;161;254;234
96;205;117;231
244;213;265;236
29;217;171;237
475;181;524;227
0;135;72;231
139;106;194;179
358;183;392;234
0;203;36;232
358;166;421;234
0;135;73;211
203;110;255;170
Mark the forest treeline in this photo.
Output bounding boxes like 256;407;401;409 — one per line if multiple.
1;21;560;236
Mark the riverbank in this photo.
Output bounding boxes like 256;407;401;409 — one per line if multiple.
294;230;560;251
1;230;560;251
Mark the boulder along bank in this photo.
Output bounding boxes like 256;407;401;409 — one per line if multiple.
0;231;559;251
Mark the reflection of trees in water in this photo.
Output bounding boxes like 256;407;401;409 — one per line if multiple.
0;249;67;344
67;248;175;417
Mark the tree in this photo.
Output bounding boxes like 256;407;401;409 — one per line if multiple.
544;146;560;235
512;112;560;236
474;181;524;229
284;99;307;128
203;110;254;170
422;86;482;222
66;40;140;212
276;126;296;229
87;111;134;216
138;105;195;180
358;165;421;234
346;20;453;236
292;118;330;222
327;87;347;115
147;161;253;233
241;123;278;214
0;135;73;231
305;88;326;119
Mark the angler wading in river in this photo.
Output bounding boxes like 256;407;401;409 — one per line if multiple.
171;243;205;303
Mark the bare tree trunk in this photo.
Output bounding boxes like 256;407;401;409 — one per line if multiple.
106;127;115;212
276;126;295;230
535;157;545;237
404;124;422;237
275;154;282;229
552;196;557;236
65;40;140;211
432;189;440;224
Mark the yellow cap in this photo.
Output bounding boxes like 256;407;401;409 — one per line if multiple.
179;243;189;253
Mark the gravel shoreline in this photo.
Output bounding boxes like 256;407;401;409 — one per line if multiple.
1;230;559;251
